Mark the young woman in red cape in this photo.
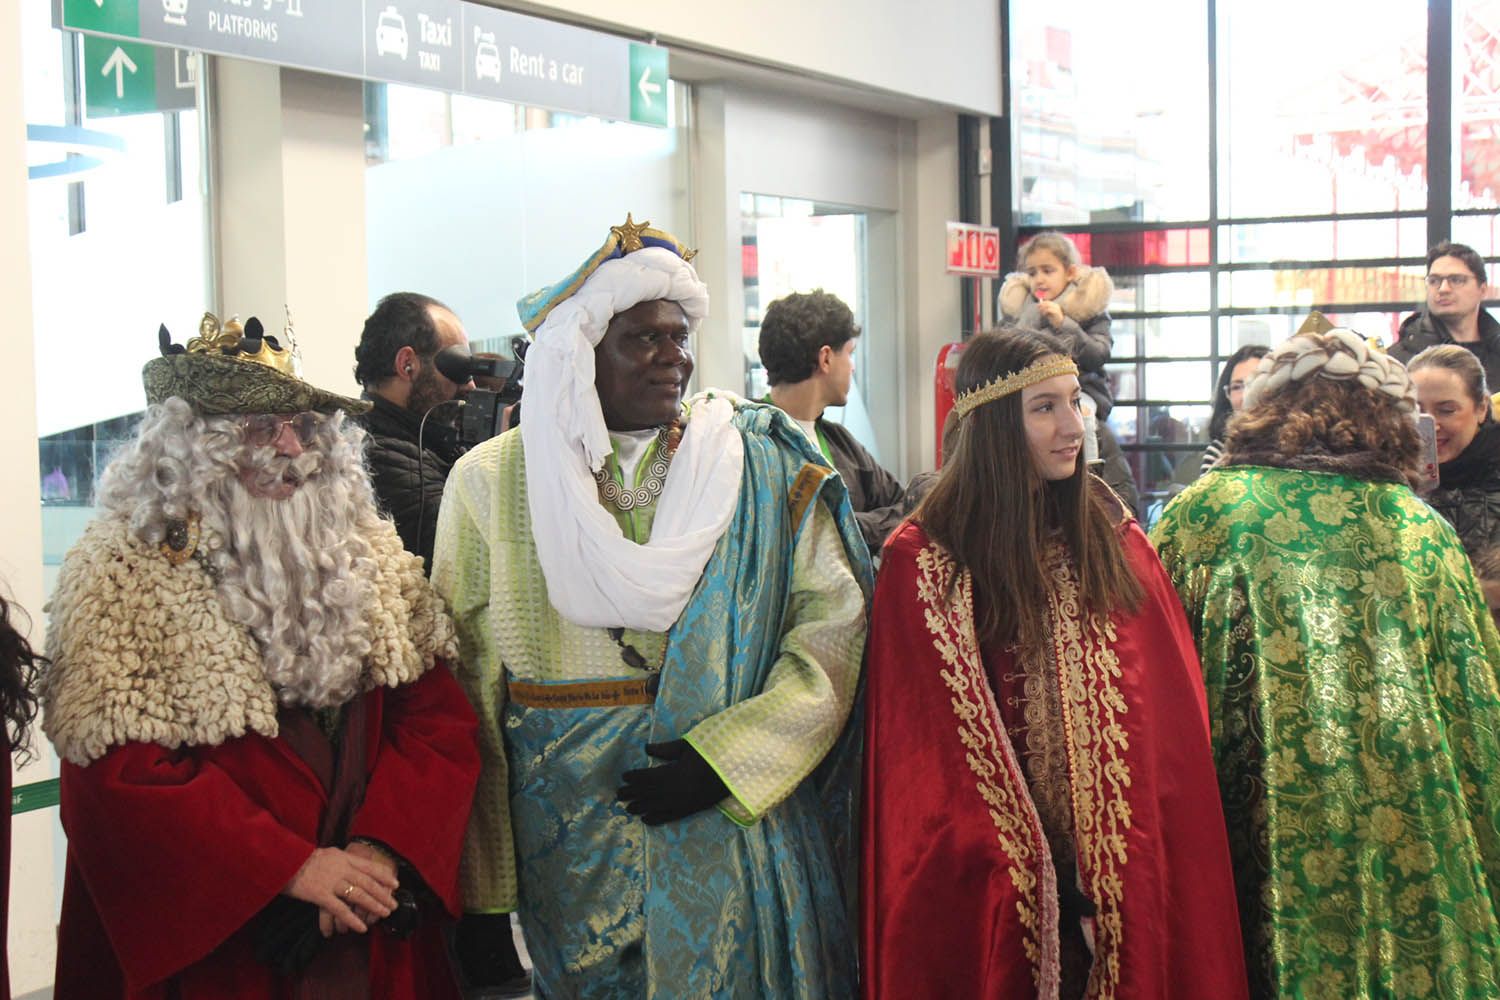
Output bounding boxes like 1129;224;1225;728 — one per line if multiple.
861;329;1247;999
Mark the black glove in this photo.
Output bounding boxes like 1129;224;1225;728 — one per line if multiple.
616;739;729;825
253;896;323;976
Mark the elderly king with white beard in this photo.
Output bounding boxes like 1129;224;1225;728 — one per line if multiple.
39;315;480;1000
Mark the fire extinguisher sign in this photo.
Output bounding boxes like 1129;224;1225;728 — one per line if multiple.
945;221;1001;276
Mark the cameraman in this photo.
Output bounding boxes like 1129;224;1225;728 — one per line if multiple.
355;293;533;997
353;292;476;575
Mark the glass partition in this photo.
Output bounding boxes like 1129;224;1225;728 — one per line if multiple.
20;4;213;992
365;81;691;357
739;195;899;465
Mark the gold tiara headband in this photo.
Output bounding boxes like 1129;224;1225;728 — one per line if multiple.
954;356;1080;417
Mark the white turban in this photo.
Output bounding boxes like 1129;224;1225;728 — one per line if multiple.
520;247;744;631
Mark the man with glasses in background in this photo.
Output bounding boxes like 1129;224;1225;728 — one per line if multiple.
1392;241;1500;389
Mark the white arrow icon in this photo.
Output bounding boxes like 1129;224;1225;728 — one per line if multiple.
101;47;138;99
637;66;661;107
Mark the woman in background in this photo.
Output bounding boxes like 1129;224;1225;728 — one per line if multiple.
862;328;1245;999
1408;344;1500;564
1199;345;1269;476
0;594;43;1000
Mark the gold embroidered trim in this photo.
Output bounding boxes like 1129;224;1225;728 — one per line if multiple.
1012;644;1078;870
1043;542;1131;998
788;462;832;528
915;543;1061;997
507;677;655;708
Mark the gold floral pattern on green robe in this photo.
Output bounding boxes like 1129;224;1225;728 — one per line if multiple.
1151;465;1500;1000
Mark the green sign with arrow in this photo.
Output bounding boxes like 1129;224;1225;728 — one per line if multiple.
83;34;158;118
629;44;668;128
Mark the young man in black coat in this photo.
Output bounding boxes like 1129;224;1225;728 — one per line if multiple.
759;290;906;554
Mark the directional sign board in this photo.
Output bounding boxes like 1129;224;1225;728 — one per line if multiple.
629;43;668;127
462;4;629;120
79;31;196;117
142;0;365;80
364;0;462;93
58;0;670;126
945;222;1002;277
83;35;155;117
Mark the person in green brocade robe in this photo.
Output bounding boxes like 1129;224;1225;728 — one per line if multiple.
1151;326;1500;1000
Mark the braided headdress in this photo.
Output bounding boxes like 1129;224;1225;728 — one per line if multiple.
1243;327;1415;414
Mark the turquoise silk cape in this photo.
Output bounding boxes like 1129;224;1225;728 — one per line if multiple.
434;401;874;1000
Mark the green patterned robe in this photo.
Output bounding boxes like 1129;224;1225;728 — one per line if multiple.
1151;465;1500;1000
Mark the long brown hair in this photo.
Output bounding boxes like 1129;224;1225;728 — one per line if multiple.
917;329;1141;649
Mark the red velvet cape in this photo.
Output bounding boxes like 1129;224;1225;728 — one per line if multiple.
861;520;1247;999
52;665;479;1000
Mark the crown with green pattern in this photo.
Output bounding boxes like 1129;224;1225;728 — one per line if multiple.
143;313;370;416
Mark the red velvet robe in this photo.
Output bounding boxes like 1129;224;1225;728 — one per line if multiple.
53;665;479;1000
861;519;1247;999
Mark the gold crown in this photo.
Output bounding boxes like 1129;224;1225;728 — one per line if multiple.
185;312;297;377
954;356;1080;417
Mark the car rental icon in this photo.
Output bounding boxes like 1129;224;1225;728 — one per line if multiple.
474;39;502;82
162;0;188;26
375;6;409;61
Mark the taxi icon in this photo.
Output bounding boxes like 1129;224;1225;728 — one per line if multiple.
474;39;502;82
375;6;409;61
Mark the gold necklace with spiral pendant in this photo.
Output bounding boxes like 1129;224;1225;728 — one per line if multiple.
594;421;682;512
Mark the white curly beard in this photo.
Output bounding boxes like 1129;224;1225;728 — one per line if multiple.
212;444;378;709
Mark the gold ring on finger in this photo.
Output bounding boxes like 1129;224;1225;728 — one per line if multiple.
342;883;357;901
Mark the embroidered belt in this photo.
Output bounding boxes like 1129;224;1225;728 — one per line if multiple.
507;677;656;708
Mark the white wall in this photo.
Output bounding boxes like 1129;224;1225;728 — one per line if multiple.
216;64;368;398
1;1;53;990
508;0;1003;116
902;113;965;475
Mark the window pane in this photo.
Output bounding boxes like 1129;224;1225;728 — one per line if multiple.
1453;214;1500;258
1108;404;1211;445
1110;317;1214;358
1457;0;1500;209
1221;218;1427;264
1014;0;1208;224
1218;311;1408;354
1109;361;1213;402
1111;272;1213;313
1218;315;1292;354
1220;265;1425;309
1218;0;1428;218
1021;228;1210;268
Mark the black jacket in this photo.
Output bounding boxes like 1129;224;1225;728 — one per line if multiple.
818;418;907;554
1390;308;1500;392
356;394;465;574
1428;419;1500;565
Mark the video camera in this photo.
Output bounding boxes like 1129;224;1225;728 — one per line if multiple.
434;337;528;446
